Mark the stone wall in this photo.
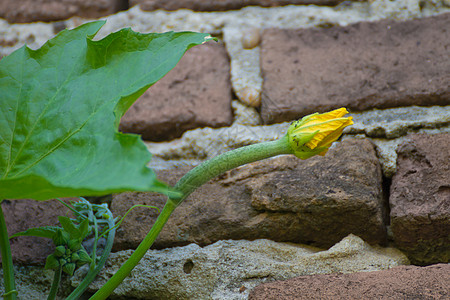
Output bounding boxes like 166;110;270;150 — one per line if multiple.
1;0;449;298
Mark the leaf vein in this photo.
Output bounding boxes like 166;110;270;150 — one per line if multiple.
5;49;80;178
12;118;89;178
2;54;24;179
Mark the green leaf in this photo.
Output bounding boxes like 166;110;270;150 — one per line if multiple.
53;228;70;246
77;218;90;240
68;239;81;251
58;216;80;238
9;226;60;239
0;21;213;200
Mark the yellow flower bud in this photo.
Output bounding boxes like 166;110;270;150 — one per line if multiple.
287;108;353;159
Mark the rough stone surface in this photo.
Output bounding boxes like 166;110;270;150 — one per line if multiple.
71;235;409;299
0;266;56;299
119;42;233;141
0;198;74;265
231;100;261;125
112;138;387;251
0;0;126;24
260;13;450;124
390;133;450;265
132;0;355;12
0;266;75;298
249;263;450;299
348;106;450;139
370;125;450;178
223;26;264;108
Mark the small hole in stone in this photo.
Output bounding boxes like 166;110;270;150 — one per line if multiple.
183;259;194;274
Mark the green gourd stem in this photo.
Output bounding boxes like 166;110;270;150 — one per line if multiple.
90;136;293;300
90;199;176;300
171;135;293;206
47;266;62;300
66;208;116;300
0;202;17;300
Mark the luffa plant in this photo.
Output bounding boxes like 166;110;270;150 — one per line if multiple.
0;20;211;299
0;20;353;300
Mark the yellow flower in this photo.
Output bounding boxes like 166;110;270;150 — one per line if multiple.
287;108;353;159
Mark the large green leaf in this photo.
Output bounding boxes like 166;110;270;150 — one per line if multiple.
0;21;213;200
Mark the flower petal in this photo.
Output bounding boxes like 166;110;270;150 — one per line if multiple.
287;108;353;159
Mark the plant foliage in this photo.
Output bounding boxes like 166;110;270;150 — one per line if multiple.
0;21;213;200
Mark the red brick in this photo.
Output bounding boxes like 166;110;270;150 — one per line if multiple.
132;0;358;12
0;0;127;23
260;13;450;124
249;264;450;299
390;133;450;265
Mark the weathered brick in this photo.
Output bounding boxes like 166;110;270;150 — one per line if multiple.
1;198;74;265
0;0;127;24
390;133;450;265
132;0;358;12
249;264;450;299
260;13;450;124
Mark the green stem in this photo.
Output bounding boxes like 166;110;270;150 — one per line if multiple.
90;199;176;300
0;202;17;300
47;266;62;300
172;135;293;205
90;136;292;299
55;198;88;220
89;209;98;270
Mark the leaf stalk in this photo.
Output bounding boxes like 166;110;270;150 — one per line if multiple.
90;199;176;300
47;266;62;300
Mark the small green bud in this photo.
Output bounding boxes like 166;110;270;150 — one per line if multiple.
71;252;80;262
45;254;60;270
63;262;76;276
59;258;67;266
54;245;66;257
68;239;81;251
76;249;92;265
54;230;70;246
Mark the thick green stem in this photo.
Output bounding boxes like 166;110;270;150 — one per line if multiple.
172;135;292;205
0;202;17;300
90;200;176;300
90;136;293;299
47;266;62;300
